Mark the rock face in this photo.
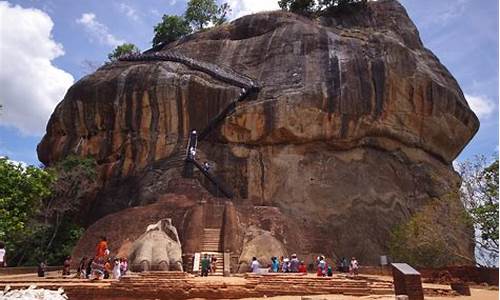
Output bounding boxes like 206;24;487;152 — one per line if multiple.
40;0;478;265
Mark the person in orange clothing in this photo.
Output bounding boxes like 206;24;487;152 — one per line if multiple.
95;236;109;258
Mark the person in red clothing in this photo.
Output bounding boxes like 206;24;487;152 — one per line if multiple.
298;261;307;273
95;236;108;259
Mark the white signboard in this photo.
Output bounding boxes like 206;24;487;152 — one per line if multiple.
193;253;201;273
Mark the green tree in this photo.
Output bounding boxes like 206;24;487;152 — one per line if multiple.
279;0;366;16
0;155;96;266
185;0;230;30
389;194;475;268
457;156;499;266
278;0;316;15
0;158;55;264
153;15;192;46
107;43;140;61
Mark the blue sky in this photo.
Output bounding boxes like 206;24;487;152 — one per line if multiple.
0;0;498;166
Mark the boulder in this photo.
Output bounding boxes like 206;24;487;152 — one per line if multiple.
44;0;478;265
237;226;287;272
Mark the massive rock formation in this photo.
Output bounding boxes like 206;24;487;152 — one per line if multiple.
39;0;479;265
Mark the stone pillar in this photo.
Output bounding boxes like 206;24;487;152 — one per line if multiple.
223;252;231;277
222;201;241;254
392;263;424;300
182;202;205;272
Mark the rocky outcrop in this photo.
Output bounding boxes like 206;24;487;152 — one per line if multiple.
237;226;287;272
43;0;478;265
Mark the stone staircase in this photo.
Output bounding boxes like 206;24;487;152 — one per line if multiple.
244;274;394;296
197;228;224;275
202;228;222;251
198;252;224;276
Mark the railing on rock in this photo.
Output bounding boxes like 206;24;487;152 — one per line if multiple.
119;51;261;199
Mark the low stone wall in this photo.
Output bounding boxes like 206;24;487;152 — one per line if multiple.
419;266;499;286
359;265;499;286
0;266;62;275
359;266;392;276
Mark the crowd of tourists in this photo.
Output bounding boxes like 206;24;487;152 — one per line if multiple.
38;236;128;280
79;236;128;280
249;254;359;277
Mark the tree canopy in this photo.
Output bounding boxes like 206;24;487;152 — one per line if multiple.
0;155;97;266
279;0;367;16
457;156;499;266
390;155;499;268
153;15;192;47
152;0;230;47
185;0;218;30
107;43;140;61
0;158;54;245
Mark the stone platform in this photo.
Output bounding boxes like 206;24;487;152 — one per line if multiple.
0;271;460;300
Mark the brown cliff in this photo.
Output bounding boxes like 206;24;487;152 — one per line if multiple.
39;0;478;265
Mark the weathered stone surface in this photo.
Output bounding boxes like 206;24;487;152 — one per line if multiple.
129;218;183;271
237;226;287;272
43;0;478;265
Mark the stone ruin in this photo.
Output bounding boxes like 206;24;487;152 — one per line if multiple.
128;218;183;272
38;0;479;272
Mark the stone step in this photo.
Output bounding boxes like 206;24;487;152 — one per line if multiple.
197;251;224;275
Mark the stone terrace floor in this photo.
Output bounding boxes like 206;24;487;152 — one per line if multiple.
0;271;498;300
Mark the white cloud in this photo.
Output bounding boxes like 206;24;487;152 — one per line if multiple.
0;2;74;135
227;0;280;20
119;3;139;21
76;12;125;47
464;93;495;119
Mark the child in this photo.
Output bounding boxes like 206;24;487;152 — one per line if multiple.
112;258;121;279
327;265;333;277
120;258;128;276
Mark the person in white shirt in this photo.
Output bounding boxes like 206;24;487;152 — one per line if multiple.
349;257;359;277
250;257;260;273
112;258;121;279
0;242;6;267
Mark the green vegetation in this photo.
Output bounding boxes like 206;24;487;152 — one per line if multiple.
108;43;140;61
457;156;499;266
0;155;97;266
389;194;474;268
389;155;499;267
0;158;55;260
278;0;367;16
185;0;230;30
153;15;192;46
152;0;230;47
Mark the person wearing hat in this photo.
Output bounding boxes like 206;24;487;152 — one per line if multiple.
282;257;290;273
290;254;300;273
